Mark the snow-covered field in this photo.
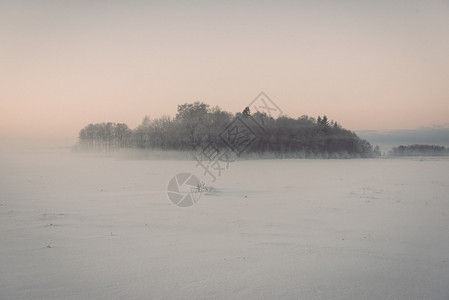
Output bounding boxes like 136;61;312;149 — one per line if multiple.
1;147;449;299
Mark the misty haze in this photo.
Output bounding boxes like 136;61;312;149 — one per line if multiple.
1;1;449;299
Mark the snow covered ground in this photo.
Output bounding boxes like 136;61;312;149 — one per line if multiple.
1;147;449;299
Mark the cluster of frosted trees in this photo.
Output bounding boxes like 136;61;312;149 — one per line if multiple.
78;102;376;157
78;122;132;151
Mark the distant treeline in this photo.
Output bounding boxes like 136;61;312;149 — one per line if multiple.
76;102;377;158
78;122;132;152
390;145;449;156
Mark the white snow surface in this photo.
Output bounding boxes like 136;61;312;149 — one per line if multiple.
1;148;449;299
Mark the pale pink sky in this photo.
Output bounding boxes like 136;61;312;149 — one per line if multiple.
1;0;449;139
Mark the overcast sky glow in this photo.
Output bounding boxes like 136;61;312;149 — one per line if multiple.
1;0;449;139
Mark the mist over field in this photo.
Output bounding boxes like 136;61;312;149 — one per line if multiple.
1;142;449;299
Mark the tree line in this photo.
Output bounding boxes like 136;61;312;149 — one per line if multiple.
390;145;449;156
77;102;377;158
78;122;132;151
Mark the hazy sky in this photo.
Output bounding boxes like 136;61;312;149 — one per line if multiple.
1;0;449;139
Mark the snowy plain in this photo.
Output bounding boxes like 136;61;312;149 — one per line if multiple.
1;146;449;299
